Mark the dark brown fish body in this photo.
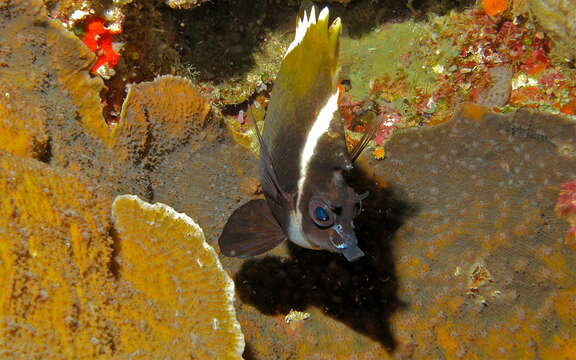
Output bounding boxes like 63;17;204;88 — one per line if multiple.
219;7;370;261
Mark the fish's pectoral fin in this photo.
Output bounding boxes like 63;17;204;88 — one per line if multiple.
349;110;384;162
218;199;287;258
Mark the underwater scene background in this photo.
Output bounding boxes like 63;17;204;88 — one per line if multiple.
0;0;575;358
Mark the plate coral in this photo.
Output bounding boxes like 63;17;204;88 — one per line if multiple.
1;0;576;358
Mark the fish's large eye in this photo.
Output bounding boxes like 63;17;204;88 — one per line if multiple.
308;198;334;228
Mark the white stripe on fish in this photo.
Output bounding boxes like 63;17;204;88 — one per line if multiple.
288;89;340;249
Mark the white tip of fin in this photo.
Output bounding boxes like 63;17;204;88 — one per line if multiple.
319;6;329;21
285;6;322;56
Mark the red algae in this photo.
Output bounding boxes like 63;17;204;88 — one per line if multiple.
81;17;122;78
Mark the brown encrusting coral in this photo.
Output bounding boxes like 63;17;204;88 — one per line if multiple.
0;152;117;358
367;107;576;358
111;195;245;359
113;75;211;168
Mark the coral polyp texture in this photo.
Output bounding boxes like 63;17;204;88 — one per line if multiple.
0;155;245;358
0;153;117;358
0;0;108;149
369;107;576;358
525;0;576;59
111;195;245;359
113;75;211;167
0;0;106;159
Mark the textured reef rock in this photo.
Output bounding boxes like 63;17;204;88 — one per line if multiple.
525;0;576;60
366;106;576;358
111;195;245;359
0;154;244;358
165;0;209;9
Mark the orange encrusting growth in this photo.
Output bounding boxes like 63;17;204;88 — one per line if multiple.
482;0;509;16
112;195;245;359
81;18;121;74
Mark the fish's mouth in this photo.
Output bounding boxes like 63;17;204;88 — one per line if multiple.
329;224;365;261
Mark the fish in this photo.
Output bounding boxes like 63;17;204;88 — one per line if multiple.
218;6;379;262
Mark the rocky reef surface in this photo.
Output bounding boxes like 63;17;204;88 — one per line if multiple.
1;0;575;359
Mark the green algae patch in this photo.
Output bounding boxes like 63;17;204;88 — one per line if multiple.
341;20;457;102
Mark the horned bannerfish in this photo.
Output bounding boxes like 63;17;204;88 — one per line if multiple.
218;6;376;262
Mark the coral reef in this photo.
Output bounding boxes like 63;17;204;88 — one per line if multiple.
0;154;245;358
111;195;245;359
368;107;576;358
1;0;215;196
338;6;576;158
0;152;117;358
3;0;576;357
226;107;576;359
165;0;209;9
0;0;106;157
113;75;212;168
525;0;576;61
556;179;576;247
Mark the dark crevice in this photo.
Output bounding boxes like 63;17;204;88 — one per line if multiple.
38;138;52;164
107;226;122;281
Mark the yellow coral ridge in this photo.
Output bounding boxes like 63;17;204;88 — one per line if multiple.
112;194;245;359
0;152;116;358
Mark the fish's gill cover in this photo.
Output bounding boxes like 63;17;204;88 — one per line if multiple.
111;195;245;360
0;153;117;358
371;108;576;358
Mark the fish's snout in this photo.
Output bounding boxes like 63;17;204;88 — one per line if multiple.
329;223;365;261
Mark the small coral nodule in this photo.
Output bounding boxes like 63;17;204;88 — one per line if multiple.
482;0;509;16
555;179;576;247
